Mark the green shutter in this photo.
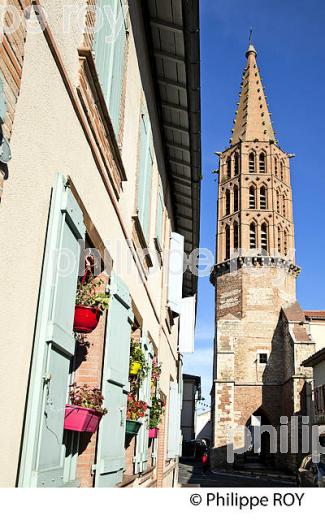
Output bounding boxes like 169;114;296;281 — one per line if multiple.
93;0;127;136
95;272;133;487
19;174;85;487
137;109;153;241
134;334;153;473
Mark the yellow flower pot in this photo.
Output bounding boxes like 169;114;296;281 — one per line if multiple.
130;361;142;376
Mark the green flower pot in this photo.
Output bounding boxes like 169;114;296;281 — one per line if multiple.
125;419;142;436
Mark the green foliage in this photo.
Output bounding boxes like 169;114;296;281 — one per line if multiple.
149;396;166;429
75;277;109;312
69;383;107;415
129;340;149;388
151;357;162;383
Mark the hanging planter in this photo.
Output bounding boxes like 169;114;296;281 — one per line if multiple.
73;305;101;334
149;396;166;437
125;419;142;436
129;361;142;376
128;340;149;388
126;393;147;437
64;383;107;433
73;270;109;334
64;404;103;433
149;427;159;439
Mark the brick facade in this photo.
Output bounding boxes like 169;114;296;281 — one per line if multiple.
0;1;31;200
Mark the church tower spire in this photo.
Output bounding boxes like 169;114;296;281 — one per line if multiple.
210;43;303;469
231;42;275;145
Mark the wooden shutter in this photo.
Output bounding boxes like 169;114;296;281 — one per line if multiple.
0;72;7;123
167;232;185;314
134;334;153;473
137;108;153;242
167;381;179;459
94;0;115;105
95;273;133;487
109;1;127;134
155;187;164;250
19;174;85;487
93;0;127;136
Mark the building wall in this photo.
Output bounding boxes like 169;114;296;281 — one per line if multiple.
0;1;187;486
181;380;196;441
195;411;211;441
309;322;325;353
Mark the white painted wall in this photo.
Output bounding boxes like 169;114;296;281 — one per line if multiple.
0;4;181;485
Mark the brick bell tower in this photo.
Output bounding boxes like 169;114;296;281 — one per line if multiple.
210;41;302;467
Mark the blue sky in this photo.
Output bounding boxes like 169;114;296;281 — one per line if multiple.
183;0;325;407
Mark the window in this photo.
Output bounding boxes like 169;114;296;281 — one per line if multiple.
137;108;154;240
280;161;284;182
260;186;267;209
234;185;239;212
259;353;268;364
278;226;282;254
234;222;239;250
276;190;280;213
225;225;230;259
249;152;255;173
274;157;278;176
249;222;256;249
227;157;231;179
94;0;128;137
225;189;231;215
259;153;266;173
234;153;240;176
249;186;256;209
283;195;286;217
284;230;288;256
261;223;268;253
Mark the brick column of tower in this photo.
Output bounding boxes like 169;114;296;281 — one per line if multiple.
209;42;311;470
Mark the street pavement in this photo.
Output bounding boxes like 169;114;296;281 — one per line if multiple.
179;460;297;488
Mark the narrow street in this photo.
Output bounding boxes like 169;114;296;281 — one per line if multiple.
179;460;297;488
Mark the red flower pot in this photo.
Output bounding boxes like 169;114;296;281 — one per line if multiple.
64;404;103;433
73;305;101;333
149;427;159;439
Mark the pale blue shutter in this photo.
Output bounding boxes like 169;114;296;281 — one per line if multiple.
155;187;164;250
167;232;185;314
109;1;127;134
0;72;7;123
19;174;85;487
93;0;127;136
134;335;153;473
137;109;153;241
167;382;179;459
94;0;115;105
95;273;133;487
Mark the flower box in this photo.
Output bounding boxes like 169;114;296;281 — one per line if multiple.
64;404;103;433
125;419;142;436
149;427;159;439
73;305;101;334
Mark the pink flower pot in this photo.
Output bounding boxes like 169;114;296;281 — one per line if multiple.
64;404;103;433
149;427;159;439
